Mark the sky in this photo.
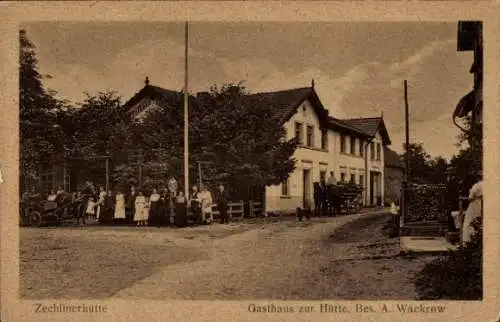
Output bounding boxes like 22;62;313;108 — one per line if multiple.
23;21;474;159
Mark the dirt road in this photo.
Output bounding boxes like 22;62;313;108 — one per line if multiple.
20;210;435;300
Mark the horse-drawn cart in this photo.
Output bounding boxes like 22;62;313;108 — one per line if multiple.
337;183;363;215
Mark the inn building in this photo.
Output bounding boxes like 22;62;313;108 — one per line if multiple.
123;79;392;214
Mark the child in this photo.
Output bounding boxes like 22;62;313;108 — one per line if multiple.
85;196;96;221
134;191;148;226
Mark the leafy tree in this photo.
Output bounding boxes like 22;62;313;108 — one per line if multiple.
428;156;449;184
400;143;433;183
194;84;298;197
71;91;124;158
19;29;63;191
135;83;298;200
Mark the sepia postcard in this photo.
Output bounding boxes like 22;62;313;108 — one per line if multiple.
1;2;499;322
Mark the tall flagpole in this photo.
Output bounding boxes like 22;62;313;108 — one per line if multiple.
184;21;189;198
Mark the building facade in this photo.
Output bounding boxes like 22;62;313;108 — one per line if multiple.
119;80;392;214
383;146;404;205
261;85;391;214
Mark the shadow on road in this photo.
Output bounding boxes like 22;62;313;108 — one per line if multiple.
327;212;392;244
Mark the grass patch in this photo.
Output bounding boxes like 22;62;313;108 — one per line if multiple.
414;248;482;300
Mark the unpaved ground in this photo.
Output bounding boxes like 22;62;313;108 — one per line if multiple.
20;211;437;300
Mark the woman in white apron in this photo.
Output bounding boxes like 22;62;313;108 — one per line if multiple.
462;178;483;246
114;190;126;223
134;192;148;226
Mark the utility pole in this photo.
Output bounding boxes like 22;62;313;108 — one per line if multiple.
183;21;190;198
400;79;410;231
404;80;410;182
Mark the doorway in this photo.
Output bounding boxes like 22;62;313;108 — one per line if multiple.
369;171;381;205
303;169;311;209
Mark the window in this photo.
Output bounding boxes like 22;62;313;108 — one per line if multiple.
320;171;326;184
350;136;356;154
359;140;364;156
370;142;375;160
340;135;346;153
350;174;356;183
306;125;314;147
359;175;364;188
376;143;381;161
281;179;289;196
340;173;346;182
295;122;303;145
321;129;328;150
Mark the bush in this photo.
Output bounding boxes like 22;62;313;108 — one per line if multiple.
414;218;482;300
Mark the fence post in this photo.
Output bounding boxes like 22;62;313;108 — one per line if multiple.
249;200;254;217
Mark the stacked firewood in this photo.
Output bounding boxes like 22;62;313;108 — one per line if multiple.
405;183;447;222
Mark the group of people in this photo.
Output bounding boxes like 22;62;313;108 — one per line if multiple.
312;171;347;216
58;177;232;227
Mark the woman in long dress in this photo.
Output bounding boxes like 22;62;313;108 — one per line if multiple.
114;190;126;224
190;185;201;224
149;189;162;227
462;177;483;246
199;185;213;224
96;186;106;222
134;191;148;226
103;190;114;224
175;191;188;227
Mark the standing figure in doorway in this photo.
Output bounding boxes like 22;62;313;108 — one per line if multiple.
320;181;328;216
313;182;322;217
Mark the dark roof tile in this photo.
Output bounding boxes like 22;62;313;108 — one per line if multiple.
341;117;392;145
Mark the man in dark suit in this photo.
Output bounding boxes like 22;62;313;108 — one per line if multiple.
215;184;230;224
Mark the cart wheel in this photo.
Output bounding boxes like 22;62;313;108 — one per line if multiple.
29;211;42;227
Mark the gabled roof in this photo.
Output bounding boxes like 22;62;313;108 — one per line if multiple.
341;117;392;145
122;84;178;110
384;146;404;169
246;87;331;127
122;84;199;117
328;117;372;139
122;82;391;143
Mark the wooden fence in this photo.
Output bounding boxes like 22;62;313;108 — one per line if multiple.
211;200;264;218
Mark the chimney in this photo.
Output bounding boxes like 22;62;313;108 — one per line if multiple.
145;76;150;86
311;78;315;88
